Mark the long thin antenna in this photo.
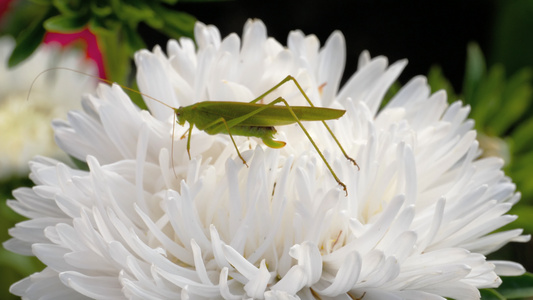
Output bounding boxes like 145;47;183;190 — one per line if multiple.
28;67;175;110
29;67;181;178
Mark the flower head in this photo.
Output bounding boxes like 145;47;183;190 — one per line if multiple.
0;37;97;179
5;20;529;299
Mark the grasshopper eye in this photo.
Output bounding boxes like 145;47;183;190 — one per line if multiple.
175;108;187;126
175;107;182;116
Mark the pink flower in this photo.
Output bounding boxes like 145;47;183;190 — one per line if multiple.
44;28;105;78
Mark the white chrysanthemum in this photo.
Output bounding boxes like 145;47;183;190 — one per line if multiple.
0;36;97;179
5;20;530;299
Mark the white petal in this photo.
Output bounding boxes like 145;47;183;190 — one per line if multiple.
59;272;124;300
491;260;526;276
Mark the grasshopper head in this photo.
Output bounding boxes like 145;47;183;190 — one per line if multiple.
175;107;186;125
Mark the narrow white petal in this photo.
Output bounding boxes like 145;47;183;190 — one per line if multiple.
491;260;526;276
59;272;124;300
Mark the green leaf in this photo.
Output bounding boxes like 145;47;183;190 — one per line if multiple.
88;16;116;36
508;199;533;226
43;14;89;33
153;6;196;39
1;0;46;36
497;273;533;298
70;156;89;171
52;0;86;16
480;288;506;300
113;1;155;25
29;0;50;5
124;25;146;55
180;0;234;2
491;68;533;135
427;65;457;102
509;151;533;204
144;15;165;30
491;0;533;75
470;65;505;131
91;22;132;87
508;204;533;233
463;42;487;108
137;3;164;29
382;81;402;107
7;15;47;67
90;1;113;17
511;117;533;155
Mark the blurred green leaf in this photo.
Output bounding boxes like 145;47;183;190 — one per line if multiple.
480;288;506;300
124;25;146;55
481;273;533;299
154;7;196;39
428;41;533;233
492;69;533;135
463;42;487;107
90;1;113;17
492;0;533;75
70;156;89;171
497;273;533;298
3;0;204;86
507;205;533;233
7;12;49;67
381;81;402;108
428;65;457;101
455;43;533;205
469;65;505;131
30;0;50;5
44;14;89;33
118;2;156;26
0;182;44;300
509;151;533;205
511;117;533;155
52;0;86;16
88;15;116;35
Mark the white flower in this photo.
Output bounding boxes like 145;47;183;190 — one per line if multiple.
5;20;530;299
0;37;97;179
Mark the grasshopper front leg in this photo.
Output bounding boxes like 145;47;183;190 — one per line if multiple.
200;117;249;167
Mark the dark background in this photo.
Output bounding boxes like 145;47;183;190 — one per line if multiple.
143;0;495;92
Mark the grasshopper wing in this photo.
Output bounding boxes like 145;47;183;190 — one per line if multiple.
192;102;345;127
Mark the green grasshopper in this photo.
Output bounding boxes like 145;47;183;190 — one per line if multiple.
30;70;357;194
173;75;358;195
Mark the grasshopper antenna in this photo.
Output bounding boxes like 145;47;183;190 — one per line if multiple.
27;67;175;110
28;67;181;179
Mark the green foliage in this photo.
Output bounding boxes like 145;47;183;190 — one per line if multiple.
429;42;533;214
427;65;457;101
0;177;44;300
492;0;533;76
429;41;533;293
4;1;52;68
481;273;533;299
462;44;533;136
1;0;199;85
480;288;507;300
381;81;402;108
463;44;533;213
